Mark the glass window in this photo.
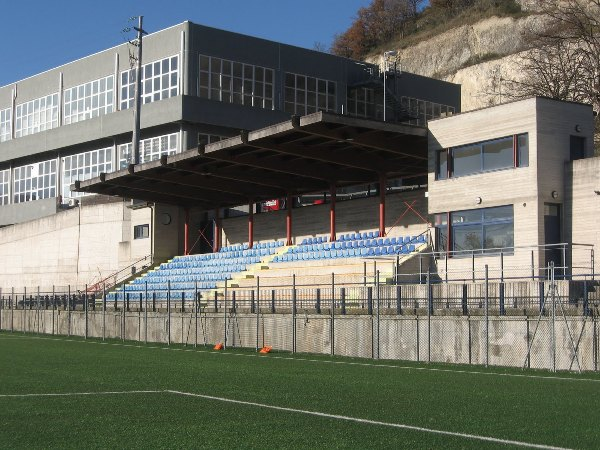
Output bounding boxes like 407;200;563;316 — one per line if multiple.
452;144;480;177
134;224;150;239
118;132;179;168
0;108;11;142
284;72;336;115
13;159;58;203
120;55;179;110
62;147;113;199
198;54;274;110
15;94;59;138
447;205;514;254
482;137;513;171
0;169;9;205
436;150;447;180
517;134;528;167
444;134;529;179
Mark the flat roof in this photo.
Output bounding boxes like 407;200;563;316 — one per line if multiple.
74;112;428;209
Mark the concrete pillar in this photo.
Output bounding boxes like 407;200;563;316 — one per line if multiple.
286;194;293;246
248;201;254;249
184;208;190;255
213;208;221;253
330;184;336;242
379;174;386;237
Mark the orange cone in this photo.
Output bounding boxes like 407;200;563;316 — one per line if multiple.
213;342;224;350
259;346;272;354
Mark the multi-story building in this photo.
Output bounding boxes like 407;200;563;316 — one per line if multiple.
0;21;460;288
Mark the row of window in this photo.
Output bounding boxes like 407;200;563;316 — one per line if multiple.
120;56;179;109
64;76;114;125
283;73;336;116
1;132;179;204
0;108;10;142
199;55;274;110
15;94;60;138
435;205;514;254
436;134;528;180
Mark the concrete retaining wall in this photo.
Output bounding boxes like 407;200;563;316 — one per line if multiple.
1;308;596;372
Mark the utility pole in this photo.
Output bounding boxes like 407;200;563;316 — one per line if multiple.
131;16;147;165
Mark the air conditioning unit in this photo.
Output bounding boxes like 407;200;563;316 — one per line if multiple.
67;198;79;207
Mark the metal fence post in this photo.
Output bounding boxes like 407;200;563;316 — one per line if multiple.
102;284;106;341
499;282;505;316
194;281;198;348
396;285;402;315
376;270;380;360
36;286;40;334
167;280;171;346
316;288;321;314
550;262;556;373
427;269;431;363
67;285;70;337
485;265;489;368
145;282;149;344
52;286;55;336
341;288;346;315
256;276;260;352
462;284;468;316
223;280;228;350
292;274;296;354
84;284;88;339
331;273;335;356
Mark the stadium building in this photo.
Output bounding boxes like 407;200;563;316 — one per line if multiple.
0;21;597;294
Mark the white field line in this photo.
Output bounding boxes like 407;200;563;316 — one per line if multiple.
0;390;163;398
0;387;572;449
166;389;572;450
2;333;600;384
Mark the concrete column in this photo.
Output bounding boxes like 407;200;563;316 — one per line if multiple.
248;201;254;249
286;194;293;246
184;208;190;255
213;208;221;253
379;175;386;237
330;184;336;242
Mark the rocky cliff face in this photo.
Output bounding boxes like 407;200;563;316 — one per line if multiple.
367;7;548;111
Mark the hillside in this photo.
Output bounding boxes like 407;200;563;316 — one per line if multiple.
366;6;547;111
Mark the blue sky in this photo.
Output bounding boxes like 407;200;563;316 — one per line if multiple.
0;0;372;87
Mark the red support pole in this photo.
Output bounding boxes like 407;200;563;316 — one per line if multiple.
286;194;293;246
213;208;221;253
248;201;254;249
379;175;386;237
184;208;190;255
330;184;336;242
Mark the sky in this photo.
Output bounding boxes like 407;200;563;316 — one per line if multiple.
0;0;372;87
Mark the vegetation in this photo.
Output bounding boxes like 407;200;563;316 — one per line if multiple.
331;0;524;60
1;333;600;448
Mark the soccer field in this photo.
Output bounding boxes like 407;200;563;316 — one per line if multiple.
0;332;598;449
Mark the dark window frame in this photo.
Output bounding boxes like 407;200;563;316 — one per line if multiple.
435;134;528;180
134;224;150;240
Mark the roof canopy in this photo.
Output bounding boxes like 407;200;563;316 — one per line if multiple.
74;112;428;209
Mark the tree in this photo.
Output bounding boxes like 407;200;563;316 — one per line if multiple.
331;0;424;59
502;0;600;149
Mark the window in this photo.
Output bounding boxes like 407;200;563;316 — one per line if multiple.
284;72;336;115
64;75;114;125
198;133;230;145
570;135;585;161
15;93;59;138
120;56;179;110
0;169;9;205
13;159;57;203
436;134;529;180
134;224;150;239
62;147;113;199
0;107;11;142
347;87;376;119
199;55;274;110
436;205;514;254
118;132;178;168
401;96;455;126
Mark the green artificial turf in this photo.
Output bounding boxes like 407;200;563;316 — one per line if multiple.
0;332;598;449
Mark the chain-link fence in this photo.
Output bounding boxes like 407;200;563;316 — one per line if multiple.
1;265;599;372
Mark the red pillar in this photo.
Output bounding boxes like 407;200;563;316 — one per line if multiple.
379;175;386;237
213;208;221;253
248;201;254;249
184;208;190;255
329;184;336;242
286;194;293;246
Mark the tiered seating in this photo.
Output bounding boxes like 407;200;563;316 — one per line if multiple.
108;241;283;301
273;233;426;263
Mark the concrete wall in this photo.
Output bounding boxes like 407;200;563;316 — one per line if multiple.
565;157;600;274
1;308;595;372
0;199;152;290
427;97;595;278
221;189;429;246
